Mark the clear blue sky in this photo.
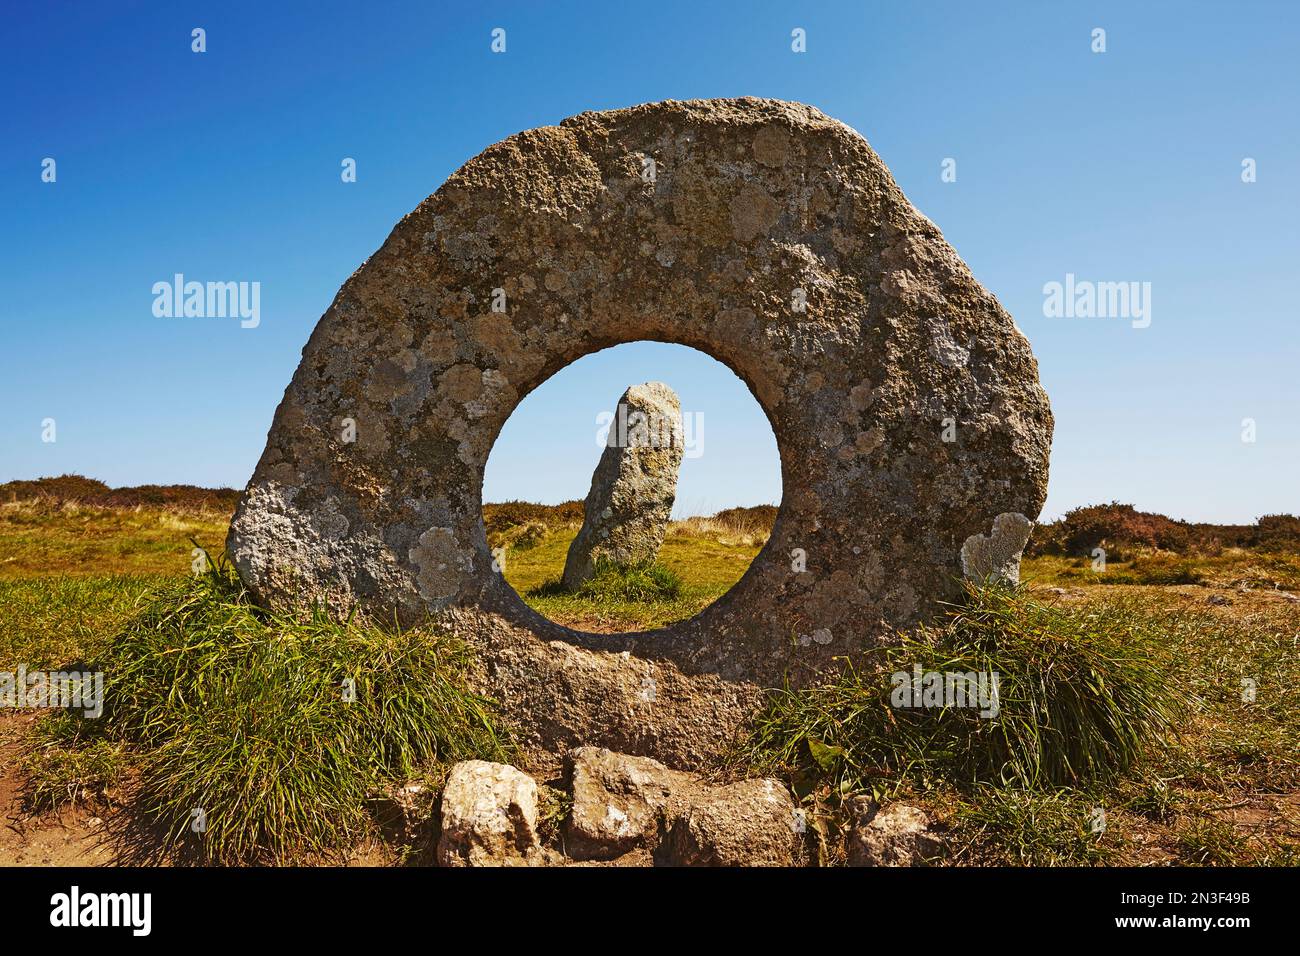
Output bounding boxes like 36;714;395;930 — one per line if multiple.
3;1;1296;522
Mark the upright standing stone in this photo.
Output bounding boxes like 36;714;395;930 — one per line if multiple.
561;382;684;590
227;98;1055;768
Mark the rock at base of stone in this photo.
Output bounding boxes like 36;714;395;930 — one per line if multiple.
656;779;802;867
436;760;545;867
427;750;822;867
960;512;1034;585
564;747;696;861
846;799;944;867
561;382;684;590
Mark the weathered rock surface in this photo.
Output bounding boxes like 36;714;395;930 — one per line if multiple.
564;746;695;860
431;749;802;867
960;512;1034;585
657;778;802;867
228;98;1053;767
846;799;945;867
436;761;543;867
562;382;684;589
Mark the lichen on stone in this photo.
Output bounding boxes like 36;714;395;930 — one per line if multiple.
228;98;1053;767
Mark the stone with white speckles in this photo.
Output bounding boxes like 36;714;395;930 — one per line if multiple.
228;98;1053;768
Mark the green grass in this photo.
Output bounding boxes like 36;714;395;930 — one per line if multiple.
496;523;761;631
948;786;1116;866
1;501;761;862
530;559;683;602
742;583;1300;865
744;583;1189;795
0;499;230;580
21;714;128;813
1023;549;1300;590
50;557;511;864
1173;817;1247;866
6;498;1299;866
0;573;160;670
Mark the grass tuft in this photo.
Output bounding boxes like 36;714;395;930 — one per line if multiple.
950;786;1116;866
70;556;510;864
530;559;684;603
21;713;128;813
744;582;1191;794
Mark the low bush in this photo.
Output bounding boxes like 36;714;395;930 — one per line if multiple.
0;474;239;511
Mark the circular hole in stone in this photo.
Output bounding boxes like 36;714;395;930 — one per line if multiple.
482;341;782;634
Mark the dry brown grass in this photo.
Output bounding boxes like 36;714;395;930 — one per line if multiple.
667;514;770;548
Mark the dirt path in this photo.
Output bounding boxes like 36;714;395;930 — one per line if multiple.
0;712;110;865
0;711;401;866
